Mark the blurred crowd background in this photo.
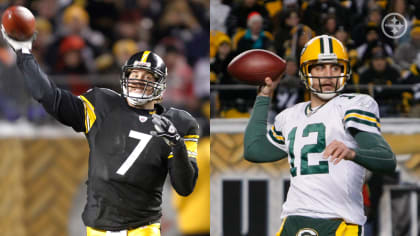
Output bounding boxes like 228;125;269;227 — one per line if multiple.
0;0;210;133
210;0;420;119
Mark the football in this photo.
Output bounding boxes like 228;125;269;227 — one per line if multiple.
227;49;286;85
1;6;36;41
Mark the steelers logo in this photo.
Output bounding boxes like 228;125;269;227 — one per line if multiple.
381;12;408;39
296;228;318;236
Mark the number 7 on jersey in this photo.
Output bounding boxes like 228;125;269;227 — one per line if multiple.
116;130;152;176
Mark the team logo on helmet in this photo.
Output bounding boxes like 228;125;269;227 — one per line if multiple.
132;60;151;68
296;228;318;236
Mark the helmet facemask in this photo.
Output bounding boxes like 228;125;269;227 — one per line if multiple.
300;58;351;100
121;66;166;106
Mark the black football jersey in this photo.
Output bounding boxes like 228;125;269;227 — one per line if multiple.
16;53;199;231
78;88;199;230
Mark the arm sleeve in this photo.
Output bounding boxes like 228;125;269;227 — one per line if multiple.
168;118;199;196
243;96;288;162
16;52;86;132
168;141;198;196
351;129;396;174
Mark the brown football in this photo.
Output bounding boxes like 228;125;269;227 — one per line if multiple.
2;6;36;41
227;49;286;85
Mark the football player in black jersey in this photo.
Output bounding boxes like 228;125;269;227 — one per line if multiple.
2;26;199;236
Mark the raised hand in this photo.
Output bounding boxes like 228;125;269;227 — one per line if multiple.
1;24;35;54
150;114;181;147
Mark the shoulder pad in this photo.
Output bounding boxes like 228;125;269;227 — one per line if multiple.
337;93;377;110
164;108;199;137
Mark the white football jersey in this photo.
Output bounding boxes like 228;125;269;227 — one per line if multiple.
267;93;381;225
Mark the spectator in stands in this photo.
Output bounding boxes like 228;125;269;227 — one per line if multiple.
211;34;235;85
283;24;314;63
359;51;402;116
0;40;25;121
54;35;90;75
31;0;62;31
225;0;271;37
394;21;420;70
334;25;355;50
157;0;201;42
45;5;105;72
348;0;371;26
321;14;338;35
210;0;231;33
61;5;106;56
194;56;210;101
32;17;53;72
302;0;350;34
356;24;393;66
94;39;140;74
156;0;207;65
273;8;300;56
270;56;303;122
234;12;273;54
210;33;243;115
95;39;139;91
399;53;420;116
352;6;383;47
158;43;195;110
85;0;119;44
54;35;92;96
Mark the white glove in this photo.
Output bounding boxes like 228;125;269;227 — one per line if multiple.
1;24;34;54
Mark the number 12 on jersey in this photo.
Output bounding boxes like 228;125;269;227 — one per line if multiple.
288;123;329;177
116;130;152;176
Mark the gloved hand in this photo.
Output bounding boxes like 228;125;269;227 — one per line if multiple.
1;24;35;54
150;114;181;147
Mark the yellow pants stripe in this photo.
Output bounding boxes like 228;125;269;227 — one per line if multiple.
276;217;287;236
87;223;160;236
335;221;360;236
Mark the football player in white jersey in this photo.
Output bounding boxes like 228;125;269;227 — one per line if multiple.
243;35;396;236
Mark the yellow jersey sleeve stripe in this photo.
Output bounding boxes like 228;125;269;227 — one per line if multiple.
270;126;285;141
140;51;151;63
79;95;96;133
344;113;381;128
167;136;199;159
185;140;198;158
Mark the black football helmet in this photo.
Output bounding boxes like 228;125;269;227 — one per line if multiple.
121;51;167;105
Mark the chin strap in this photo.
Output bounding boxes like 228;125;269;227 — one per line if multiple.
314;92;337;100
127;97;149;106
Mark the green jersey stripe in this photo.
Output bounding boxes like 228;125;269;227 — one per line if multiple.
268;130;285;144
271;127;283;136
328;37;333;53
345;117;380;130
